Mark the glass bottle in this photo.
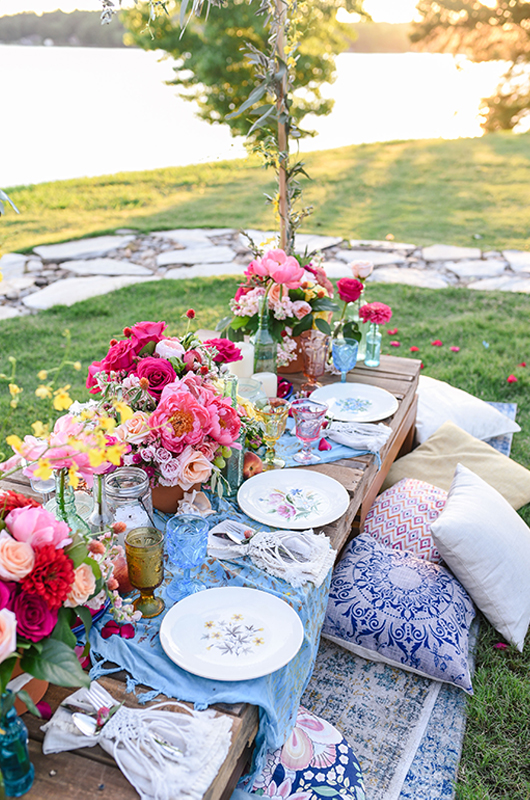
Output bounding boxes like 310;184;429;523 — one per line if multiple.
105;467;154;547
88;473;113;534
51;468;91;538
221;375;244;498
0;691;34;798
364;323;382;368
347;299;369;361
251;294;276;374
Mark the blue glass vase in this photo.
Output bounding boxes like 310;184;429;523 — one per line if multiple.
331;337;359;382
364;323;382;368
0;691;34;797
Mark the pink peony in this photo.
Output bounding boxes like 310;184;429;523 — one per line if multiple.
291;301;312;320
0;532;35;581
262;250;305;289
182;349;203;371
136;357;176;399
149;392;211;453
155;338;185;360
100;339;137;374
12;591;58;642
244;258;270;279
129;320;167;351
178;446;213;490
336;278;364;304
205;396;242;445
6;505;72;550
359;302;392;325
0;608;17;664
203;339;243;364
349;260;373;279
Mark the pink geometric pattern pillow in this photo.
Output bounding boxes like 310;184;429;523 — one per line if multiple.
363;478;447;563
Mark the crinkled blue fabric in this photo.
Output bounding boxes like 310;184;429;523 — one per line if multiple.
276;418;374;468
89;494;331;783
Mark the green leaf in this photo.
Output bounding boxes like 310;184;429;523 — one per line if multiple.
248;105;275;134
51;607;77;649
312;297;338;312
75;605;94;643
230;315;250;331
215;315;234;333
20;639;90;689
0;655;17;694
137;340;156;357
16;690;42;718
292;314;313;337
65;540;89;569
227;81;268;119
315;318;331;335
84;557;101;582
343;322;362;342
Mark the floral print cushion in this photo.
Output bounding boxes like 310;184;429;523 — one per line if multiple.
250;705;366;799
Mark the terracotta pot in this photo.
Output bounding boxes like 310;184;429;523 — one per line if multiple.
12;662;48;716
151;483;201;515
278;335;303;374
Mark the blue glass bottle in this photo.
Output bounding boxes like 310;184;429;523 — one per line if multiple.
364;323;382;368
0;692;34;797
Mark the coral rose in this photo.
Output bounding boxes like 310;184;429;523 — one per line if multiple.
64;563;97;608
202;339;243;364
149;392;211;453
136;357;176;399
6;505;72;550
0;531;35;581
129;321;167;351
115;411;152;445
336;278;364;304
12;591;58;642
0;608;17;664
178;446;213;491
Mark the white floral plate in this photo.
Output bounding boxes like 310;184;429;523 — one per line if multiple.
237;469;349;530
160;587;304;680
310;383;399;422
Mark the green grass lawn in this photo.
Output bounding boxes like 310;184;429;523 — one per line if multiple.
1;277;530;799
2;131;530;255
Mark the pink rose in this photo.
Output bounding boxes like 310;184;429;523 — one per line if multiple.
234;284;252;302
359;302;393;325
64;563;96;608
136;357;176;399
0;608;17;664
0;582;15;610
202;339;243;364
350;260;373;279
149;392;211;453
262;249;305;289
158;458;182;485
291;300;312;320
12;591;57;642
115;411;152;445
182;349;203;371
86;360;104;393
6;506;72;550
155;338;185;360
178;446;213;490
205;396;242;445
129;320;167;351
0;532;35;581
336;278;364;304
100;339;137;374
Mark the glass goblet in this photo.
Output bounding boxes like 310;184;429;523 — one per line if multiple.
332;338;359;383
166;514;209;603
290;398;329;465
255;397;290;470
125;527;165;618
299;330;331;396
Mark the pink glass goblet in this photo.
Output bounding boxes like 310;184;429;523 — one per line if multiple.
290;398;329;465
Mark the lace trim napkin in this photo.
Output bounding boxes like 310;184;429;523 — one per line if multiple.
41;682;232;800
208;523;336;588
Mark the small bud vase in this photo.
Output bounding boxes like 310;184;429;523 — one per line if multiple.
251;294;277;374
364;323;382;368
52;468;91;537
0;691;34;797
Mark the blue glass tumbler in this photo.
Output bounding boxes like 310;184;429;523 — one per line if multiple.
332;338;359;382
166;514;209;603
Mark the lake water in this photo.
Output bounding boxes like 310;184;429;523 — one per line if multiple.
1;45;510;188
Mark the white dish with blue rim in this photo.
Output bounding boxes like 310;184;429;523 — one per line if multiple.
310;382;399;423
160;586;304;680
237;468;349;530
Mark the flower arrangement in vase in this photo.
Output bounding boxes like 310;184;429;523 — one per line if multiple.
219;248;338;370
85;318;252;499
358;302;393;368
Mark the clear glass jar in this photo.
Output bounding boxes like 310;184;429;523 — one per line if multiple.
105;467;153;546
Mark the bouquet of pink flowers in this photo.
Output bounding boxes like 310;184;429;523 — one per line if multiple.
86;319;247;493
0;489;138;704
221;249;337;367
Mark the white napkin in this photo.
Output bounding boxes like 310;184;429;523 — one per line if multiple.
325;421;392;452
208;522;335;588
41;682;232;800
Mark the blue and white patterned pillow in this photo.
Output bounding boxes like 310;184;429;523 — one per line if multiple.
322;534;476;693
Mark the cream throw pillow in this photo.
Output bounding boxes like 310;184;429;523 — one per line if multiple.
382;421;530;510
430;463;530;651
416;375;520;444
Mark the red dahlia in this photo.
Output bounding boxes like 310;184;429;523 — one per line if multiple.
0;491;41;520
21;545;75;610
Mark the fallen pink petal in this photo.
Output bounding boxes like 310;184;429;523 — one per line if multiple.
431;340;443;347
450;346;460;352
119;624;136;639
101;621;120;639
390;341;400;347
318;438;332;451
410;346;420;353
493;643;508;650
507;375;518;383
518;362;527;367
387;328;398;335
35;701;53;721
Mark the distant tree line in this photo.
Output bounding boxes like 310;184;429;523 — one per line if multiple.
0;11;127;47
348;22;412;53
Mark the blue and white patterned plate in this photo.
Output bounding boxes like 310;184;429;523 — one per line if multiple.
310;382;399;422
160;587;304;680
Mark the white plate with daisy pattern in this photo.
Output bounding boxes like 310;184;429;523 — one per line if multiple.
160;587;304;680
310;383;399;422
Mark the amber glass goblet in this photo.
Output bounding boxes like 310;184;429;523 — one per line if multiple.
255;397;290;470
299;330;331;397
125;527;165;618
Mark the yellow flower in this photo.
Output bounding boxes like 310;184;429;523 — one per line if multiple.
97;416;116;432
88;449;106;468
6;435;22;451
114;401;133;423
35;385;53;399
34;459;53;481
68;466;80;489
105;444;124;466
31;421;48;438
37;370;48;381
8;383;22;398
73;361;82;371
53;385;73;411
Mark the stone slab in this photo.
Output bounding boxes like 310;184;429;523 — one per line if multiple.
422;244;481;262
61;258;152;277
157;246;236;267
468;276;530;293
0;306;22;320
319;260;352;279
237;230;278;251
367;267;450;289
335;248;406;266
349;239;416;252
294;234;344;253
22;276;159;310
0;253;28;278
502;250;530;272
163;262;245;280
153;228;235;245
33;235;135;263
0;277;35;296
445;259;507;279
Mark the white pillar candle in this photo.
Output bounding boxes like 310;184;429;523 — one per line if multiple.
228;342;255;379
251;371;278;399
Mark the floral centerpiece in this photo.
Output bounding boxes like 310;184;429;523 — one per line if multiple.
220;248;338;368
85;319;249;497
